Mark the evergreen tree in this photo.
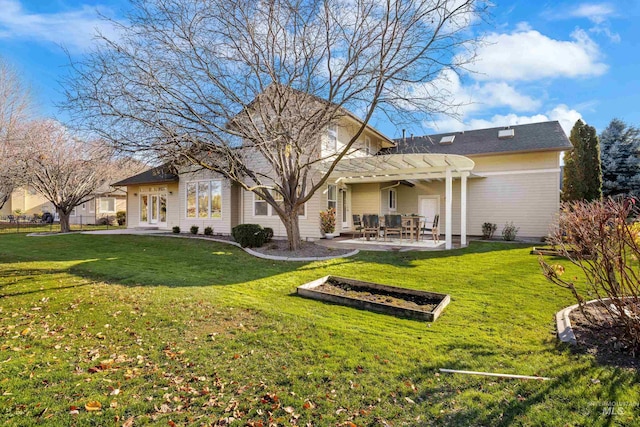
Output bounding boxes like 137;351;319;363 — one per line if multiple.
600;118;640;198
562;119;602;201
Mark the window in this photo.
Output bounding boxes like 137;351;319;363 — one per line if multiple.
254;193;269;216
186;180;223;219
325;124;337;151
100;198;116;213
82;203;86;210
389;189;397;211
327;185;337;210
186;183;197;218
364;137;371;155
253;190;306;218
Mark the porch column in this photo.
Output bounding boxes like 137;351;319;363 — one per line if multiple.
445;166;452;250
460;172;469;247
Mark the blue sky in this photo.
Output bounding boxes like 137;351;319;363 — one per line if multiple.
1;0;639;138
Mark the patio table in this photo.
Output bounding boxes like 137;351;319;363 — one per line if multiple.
402;215;423;242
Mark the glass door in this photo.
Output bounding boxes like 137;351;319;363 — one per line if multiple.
341;189;349;229
150;195;159;224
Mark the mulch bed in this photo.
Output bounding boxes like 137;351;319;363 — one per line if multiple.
250;239;353;258
570;303;640;369
189;234;353;259
315;279;439;312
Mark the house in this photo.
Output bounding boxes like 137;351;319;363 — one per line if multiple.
68;185;128;225
0;186;55;218
0;185;127;225
114;118;571;249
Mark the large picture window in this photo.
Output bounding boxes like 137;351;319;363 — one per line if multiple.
186;180;223;219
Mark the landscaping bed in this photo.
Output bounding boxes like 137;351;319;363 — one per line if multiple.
570;302;640;369
298;275;449;321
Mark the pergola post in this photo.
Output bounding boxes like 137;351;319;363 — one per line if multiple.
460;172;469;247
445;166;452;250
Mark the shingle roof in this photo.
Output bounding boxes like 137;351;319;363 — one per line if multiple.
382;121;571;156
112;164;178;186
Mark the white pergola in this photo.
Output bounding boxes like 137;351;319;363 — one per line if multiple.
328;153;475;249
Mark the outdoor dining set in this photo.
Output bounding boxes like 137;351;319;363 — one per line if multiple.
352;214;440;243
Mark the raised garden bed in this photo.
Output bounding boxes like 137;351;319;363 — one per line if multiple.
297;275;450;321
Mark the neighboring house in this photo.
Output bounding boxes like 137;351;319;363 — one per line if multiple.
68;186;127;225
114;119;571;249
0;185;128;225
0;186;55;218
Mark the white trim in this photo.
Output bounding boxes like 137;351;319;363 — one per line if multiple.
476;168;560;177
460;172;468;247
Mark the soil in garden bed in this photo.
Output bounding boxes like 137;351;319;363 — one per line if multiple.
315;278;440;312
570;303;640;369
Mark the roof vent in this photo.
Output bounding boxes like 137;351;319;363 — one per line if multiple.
498;128;515;139
439;135;455;145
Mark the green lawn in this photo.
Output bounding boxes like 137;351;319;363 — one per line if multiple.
0;234;638;426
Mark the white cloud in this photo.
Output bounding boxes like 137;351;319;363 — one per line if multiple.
571;3;615;24
427;104;582;135
0;0;121;52
469;27;608;81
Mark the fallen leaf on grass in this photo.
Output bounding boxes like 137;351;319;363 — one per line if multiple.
20;328;30;336
404;397;415;404
284;406;295;414
85;400;102;411
122;416;134;427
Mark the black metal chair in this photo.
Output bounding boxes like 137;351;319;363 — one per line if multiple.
383;214;403;241
362;214;380;241
352;214;365;239
421;214;440;242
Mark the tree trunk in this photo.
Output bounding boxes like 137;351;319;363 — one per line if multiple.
58;208;71;233
280;210;302;251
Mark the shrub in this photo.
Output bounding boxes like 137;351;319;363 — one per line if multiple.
190;225;199;235
319;208;336;234
232;224;267;248
481;222;497;239
204;226;213;236
116;211;126;226
263;227;274;243
502;222;519;241
540;198;640;355
97;216;115;226
172;226;180;234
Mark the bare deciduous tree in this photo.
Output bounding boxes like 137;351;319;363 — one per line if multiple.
0;59;31;211
65;0;485;249
22;120;116;232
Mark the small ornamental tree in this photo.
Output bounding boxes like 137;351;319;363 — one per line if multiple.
540;198;640;355
319;208;336;234
22;120;115;232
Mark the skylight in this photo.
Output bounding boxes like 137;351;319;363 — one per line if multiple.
439;135;455;145
498;128;515;139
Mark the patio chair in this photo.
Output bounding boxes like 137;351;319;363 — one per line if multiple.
362;214;380;241
420;214;440;243
352;214;365;239
383;214;403;241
